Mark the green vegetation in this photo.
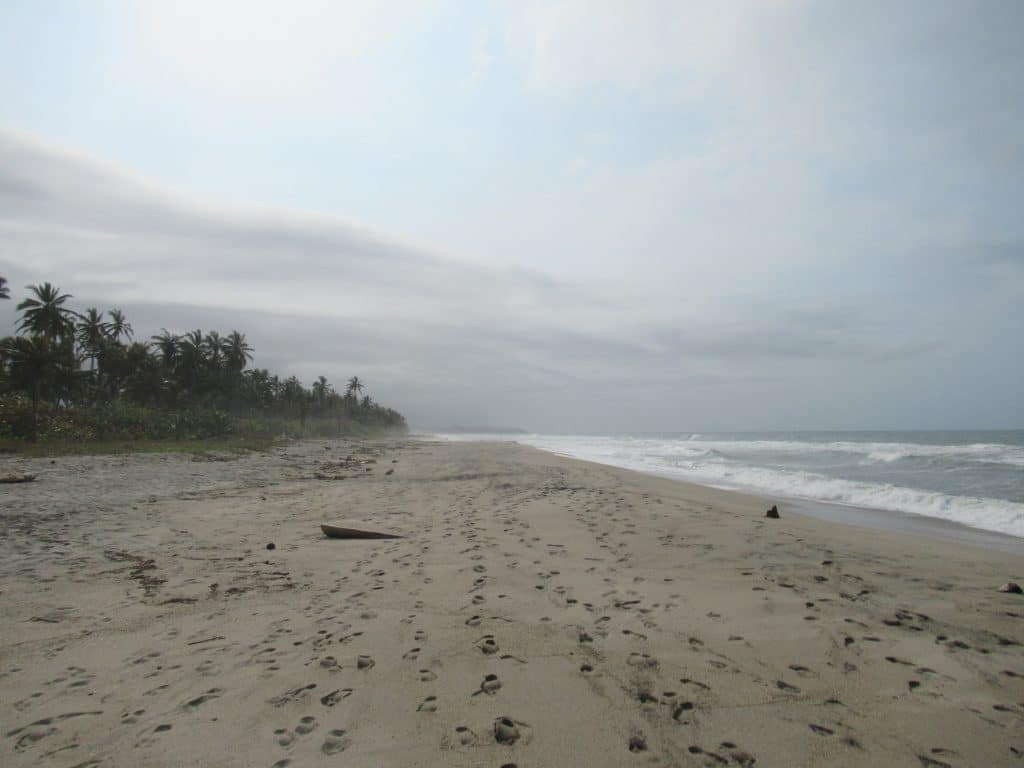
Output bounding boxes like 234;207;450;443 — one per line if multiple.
0;279;407;446
0;434;279;458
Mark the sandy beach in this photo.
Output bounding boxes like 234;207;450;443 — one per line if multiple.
1;438;1022;767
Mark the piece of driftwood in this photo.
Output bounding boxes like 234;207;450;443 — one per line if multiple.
321;523;402;540
0;472;35;484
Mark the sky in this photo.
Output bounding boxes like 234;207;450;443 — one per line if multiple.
1;0;1022;432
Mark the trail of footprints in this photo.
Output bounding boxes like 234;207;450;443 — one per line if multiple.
4;441;1020;767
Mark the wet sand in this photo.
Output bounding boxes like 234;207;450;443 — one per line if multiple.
784;497;1024;557
1;439;1022;767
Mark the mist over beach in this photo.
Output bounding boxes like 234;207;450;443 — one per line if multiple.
2;2;1023;767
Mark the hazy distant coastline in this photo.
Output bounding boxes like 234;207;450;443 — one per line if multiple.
435;425;527;434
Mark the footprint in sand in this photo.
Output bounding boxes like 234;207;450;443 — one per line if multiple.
120;709;146;725
419;669;438;682
417;695;438;712
687;745;732;764
454;725;478;746
274;728;296;747
357;655;375;670
477;635;499;655
269;683;317;707
493;716;532;745
320;689;352;707
294;716;318;735
472;674;502;696
720;743;757;767
627;653;657;669
672;701;695;721
184;688;223;708
321;729;349;755
414;630;428;641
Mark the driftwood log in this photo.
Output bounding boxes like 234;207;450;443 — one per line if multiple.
321;523;402;540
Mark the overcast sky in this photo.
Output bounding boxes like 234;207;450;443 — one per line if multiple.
1;1;1022;432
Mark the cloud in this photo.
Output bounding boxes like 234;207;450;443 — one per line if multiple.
2;5;1022;442
125;0;429;116
509;0;793;95
464;26;493;87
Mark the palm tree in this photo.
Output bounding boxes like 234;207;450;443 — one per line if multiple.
151;329;179;368
107;308;133;342
175;330;204;399
312;375;331;407
346;376;364;401
16;282;77;340
0;276;9;299
202;331;224;369
76;308;110;371
223;330;254;373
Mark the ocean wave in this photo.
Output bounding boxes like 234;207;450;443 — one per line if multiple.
672;462;1024;538
515;435;1024;467
435;432;1024;467
509;434;1024;538
686;439;1024;467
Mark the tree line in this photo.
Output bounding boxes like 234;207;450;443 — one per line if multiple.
0;278;407;441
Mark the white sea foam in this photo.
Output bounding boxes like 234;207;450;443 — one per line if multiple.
435;432;1024;539
665;438;1024;467
665;462;1024;538
441;433;1024;467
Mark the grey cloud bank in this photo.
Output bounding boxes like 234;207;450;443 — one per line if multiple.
0;127;1021;432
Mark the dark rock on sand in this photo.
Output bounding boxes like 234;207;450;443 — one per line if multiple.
998;582;1022;594
766;505;780;519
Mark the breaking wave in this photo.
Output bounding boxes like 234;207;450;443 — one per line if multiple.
438;431;1024;538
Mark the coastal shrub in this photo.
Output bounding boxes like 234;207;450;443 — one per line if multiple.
1;281;408;448
0;399;401;445
0;394;41;439
0;400;237;442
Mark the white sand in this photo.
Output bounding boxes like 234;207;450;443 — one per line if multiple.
1;439;1022;767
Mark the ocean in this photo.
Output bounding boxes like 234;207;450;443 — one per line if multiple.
436;431;1024;539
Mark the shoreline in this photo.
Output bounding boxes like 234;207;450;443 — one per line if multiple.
785;495;1024;556
2;438;1022;767
477;437;1024;555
